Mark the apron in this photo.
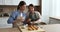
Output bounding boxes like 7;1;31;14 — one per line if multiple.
29;12;39;21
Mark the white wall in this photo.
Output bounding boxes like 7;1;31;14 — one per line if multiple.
49;0;53;17
42;0;53;23
41;0;60;23
41;0;50;23
56;0;60;17
50;0;57;17
50;0;60;17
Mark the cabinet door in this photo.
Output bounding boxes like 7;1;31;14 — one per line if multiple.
22;0;39;6
4;0;21;5
0;0;3;5
13;0;21;5
0;0;39;5
0;0;5;5
0;17;9;24
4;0;13;5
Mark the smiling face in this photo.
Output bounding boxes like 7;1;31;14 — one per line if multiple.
17;1;26;12
28;4;34;13
20;5;26;11
28;6;34;13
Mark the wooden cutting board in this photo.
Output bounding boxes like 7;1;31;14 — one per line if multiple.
18;26;45;32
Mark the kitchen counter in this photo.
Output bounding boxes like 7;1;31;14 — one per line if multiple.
49;17;60;24
0;25;45;32
50;17;60;20
1;24;60;32
42;24;60;32
0;28;20;32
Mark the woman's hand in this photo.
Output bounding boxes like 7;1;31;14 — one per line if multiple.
17;16;25;21
13;19;24;24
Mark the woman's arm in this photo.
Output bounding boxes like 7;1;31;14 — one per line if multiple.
7;11;17;24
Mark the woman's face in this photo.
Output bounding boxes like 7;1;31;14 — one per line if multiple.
29;6;34;13
20;5;26;11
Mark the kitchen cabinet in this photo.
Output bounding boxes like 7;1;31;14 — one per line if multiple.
5;0;21;5
0;17;12;28
0;17;9;24
0;0;39;6
4;0;13;5
0;0;21;5
0;0;4;5
0;0;3;5
0;24;12;28
22;0;40;6
13;0;21;5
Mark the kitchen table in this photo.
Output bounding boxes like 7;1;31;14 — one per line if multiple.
41;24;60;32
0;28;20;32
0;26;45;32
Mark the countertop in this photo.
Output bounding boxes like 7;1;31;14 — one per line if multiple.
0;26;45;32
0;24;60;32
0;28;20;32
42;24;60;32
50;17;60;20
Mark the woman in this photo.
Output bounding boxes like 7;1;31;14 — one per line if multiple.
7;1;27;27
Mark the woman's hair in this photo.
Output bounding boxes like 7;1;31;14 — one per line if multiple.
28;4;34;8
17;1;26;10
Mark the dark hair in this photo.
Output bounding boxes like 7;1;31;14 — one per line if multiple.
17;1;26;10
28;4;34;8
